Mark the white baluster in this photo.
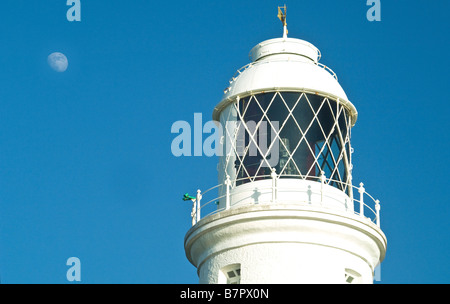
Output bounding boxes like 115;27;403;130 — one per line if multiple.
191;199;197;226
271;168;278;203
375;199;381;227
320;171;326;205
358;183;365;217
196;189;202;223
225;175;231;210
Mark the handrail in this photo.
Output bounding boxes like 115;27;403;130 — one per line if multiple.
186;172;381;228
316;63;338;81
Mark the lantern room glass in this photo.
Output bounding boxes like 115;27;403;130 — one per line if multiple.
228;91;352;192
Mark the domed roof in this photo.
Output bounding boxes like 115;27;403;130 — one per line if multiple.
213;38;358;125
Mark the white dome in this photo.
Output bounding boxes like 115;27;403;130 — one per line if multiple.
213;38;358;125
249;37;320;63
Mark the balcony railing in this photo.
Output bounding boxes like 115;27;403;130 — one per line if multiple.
184;171;381;228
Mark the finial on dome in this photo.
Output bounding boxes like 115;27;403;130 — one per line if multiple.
277;5;288;38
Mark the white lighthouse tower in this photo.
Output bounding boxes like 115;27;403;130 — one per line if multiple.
184;7;387;284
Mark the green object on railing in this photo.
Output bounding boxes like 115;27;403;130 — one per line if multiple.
182;193;196;201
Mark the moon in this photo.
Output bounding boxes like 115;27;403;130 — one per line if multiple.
47;52;68;72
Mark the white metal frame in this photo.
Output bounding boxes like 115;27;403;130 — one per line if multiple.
220;91;352;192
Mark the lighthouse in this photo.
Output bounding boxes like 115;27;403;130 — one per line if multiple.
184;7;387;284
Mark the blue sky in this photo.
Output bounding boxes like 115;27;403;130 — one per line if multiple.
0;0;448;283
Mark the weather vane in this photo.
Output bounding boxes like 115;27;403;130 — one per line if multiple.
277;4;288;38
